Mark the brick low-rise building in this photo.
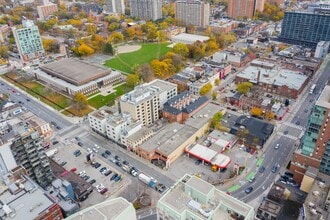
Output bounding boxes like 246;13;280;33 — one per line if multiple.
235;59;309;99
162;91;209;123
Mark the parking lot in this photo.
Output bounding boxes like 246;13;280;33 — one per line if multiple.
52;141;131;209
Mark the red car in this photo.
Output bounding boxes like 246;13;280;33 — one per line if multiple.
71;168;77;172
100;188;108;195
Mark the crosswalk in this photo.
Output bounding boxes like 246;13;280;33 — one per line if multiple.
282;122;305;131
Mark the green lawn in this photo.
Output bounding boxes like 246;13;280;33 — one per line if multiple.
104;43;171;73
88;84;133;109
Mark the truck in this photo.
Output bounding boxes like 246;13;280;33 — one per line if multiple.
138;173;156;188
45;148;58;158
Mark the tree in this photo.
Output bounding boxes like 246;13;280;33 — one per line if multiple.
210;112;223;129
86;24;97;35
236;82;253;94
236;128;249;144
42;39;59;53
67;19;83;29
109;32;124;44
250;107;262;116
147;28;158;41
0;45;8;59
137;63;154;82
150;60;169;77
73;92;88;110
123;27;136;41
215;78;220;86
200;83;212;95
77;44;94;56
126;74;140;87
173;43;189;58
103;42;113;55
212;90;217;100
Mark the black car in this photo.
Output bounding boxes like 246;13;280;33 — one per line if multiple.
123;160;129;165
101;153;108;158
104;170;112;176
60;161;67;166
52;140;59;145
195;159;202;165
56;126;61;130
73;150;81;156
78;142;83;147
116;161;122;167
105;150;111;155
89;179;96;184
284;171;294;178
245;186;253;194
259;166;265;173
115;155;121;161
26;98;31;101
111;173;118;181
18;101;23;104
75;137;81;141
94;163;101;168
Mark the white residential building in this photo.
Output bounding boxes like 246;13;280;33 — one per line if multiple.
106;0;125;14
129;0;162;21
119;79;177;126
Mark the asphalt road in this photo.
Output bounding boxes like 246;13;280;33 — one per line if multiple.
0;78;175;189
231;58;330;202
0;79;72;128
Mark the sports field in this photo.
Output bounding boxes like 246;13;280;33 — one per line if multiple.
104;43;171;73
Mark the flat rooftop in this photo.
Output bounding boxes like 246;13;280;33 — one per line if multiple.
149;79;177;93
158;174;255;219
316;85;330;109
185;143;231;168
39;58;111;86
185;103;220;129
140;123;197;156
66;197;136;220
303;173;330;220
237;62;308;90
0;177;55;220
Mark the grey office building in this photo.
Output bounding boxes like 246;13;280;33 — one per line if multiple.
129;0;162;21
280;8;330;48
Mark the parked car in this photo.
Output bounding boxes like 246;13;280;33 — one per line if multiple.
195;159;202;165
94;163;101;168
60;161;67;166
71;168;77;172
123;160;129;165
115;155;121;161
101;153;108;158
73;150;81;156
104;170;112;176
274;144;280;149
116;161;122;167
100;188;108;194
100;167;107;173
89;179;96;184
105;150;111;155
75;137;80;141
77;142;83;147
248;176;255;183
92;148;98;153
259;166;265;173
284;171;294;178
245;186;253;194
110;173;118;181
114;175;121;182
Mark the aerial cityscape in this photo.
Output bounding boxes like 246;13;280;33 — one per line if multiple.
0;0;330;219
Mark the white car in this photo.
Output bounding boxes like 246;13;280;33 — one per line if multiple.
94;144;100;149
92;148;98;153
87;148;92;153
274;144;280;149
